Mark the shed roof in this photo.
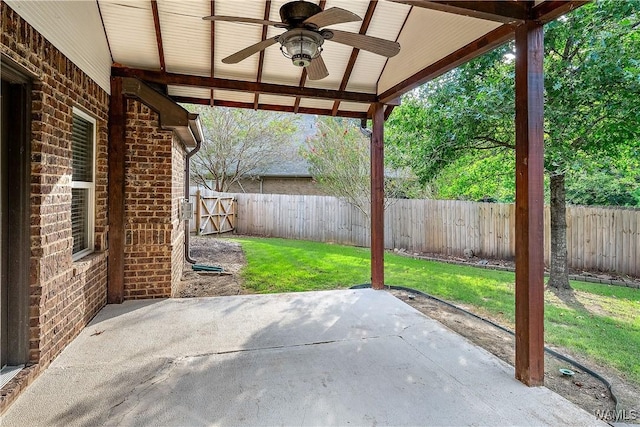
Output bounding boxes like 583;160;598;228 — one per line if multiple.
6;0;585;118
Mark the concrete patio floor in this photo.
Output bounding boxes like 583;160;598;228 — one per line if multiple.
2;289;605;426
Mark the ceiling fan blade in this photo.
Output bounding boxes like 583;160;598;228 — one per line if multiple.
328;29;401;58
303;7;361;29
306;55;329;81
203;15;282;27
222;37;279;64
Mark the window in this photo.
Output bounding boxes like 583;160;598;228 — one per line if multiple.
71;108;95;259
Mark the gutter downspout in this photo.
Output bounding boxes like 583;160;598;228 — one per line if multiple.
185;115;203;264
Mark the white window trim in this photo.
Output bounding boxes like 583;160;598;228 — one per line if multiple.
71;107;96;261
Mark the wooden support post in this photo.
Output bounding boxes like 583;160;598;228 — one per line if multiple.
371;102;385;289
107;77;126;304
514;21;545;386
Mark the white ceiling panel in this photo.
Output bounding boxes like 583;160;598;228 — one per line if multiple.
212;1;265;81
304;0;370;91
346;1;410;93
214;90;255;104
257;94;296;107
168;85;211;98
158;1;211;77
299;98;335;110
378;7;501;95
323;0;370;33
304;42;352;91
345;51;385;94
213;21;263;81
99;1;160;71
336;102;370;113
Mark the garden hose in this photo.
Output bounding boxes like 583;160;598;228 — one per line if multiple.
350;283;620;413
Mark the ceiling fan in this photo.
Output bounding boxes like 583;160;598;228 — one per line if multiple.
203;1;401;80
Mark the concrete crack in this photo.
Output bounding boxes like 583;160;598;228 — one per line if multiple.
186;336;388;359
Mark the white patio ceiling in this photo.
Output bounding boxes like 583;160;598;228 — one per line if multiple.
6;0;584;118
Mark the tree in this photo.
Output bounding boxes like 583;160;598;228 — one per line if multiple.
189;105;298;192
386;0;640;289
302;116;425;219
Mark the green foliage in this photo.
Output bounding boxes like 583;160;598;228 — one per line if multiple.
303;117;372;217
386;0;640;205
301;117;427;217
187;105;298;192
566;148;640;206
234;236;640;384
432;151;516;202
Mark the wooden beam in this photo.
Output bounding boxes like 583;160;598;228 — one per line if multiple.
293;70;307;114
532;1;589;24
384;105;395;121
112;66;377;104
173;96;368;119
389;1;528;23
107;77;126;304
378;24;514;104
514;21;545;386
371;102;385;290
254;1;272;109
150;0;166;71
331;1;377;116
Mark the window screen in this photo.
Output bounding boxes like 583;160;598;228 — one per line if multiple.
71;111;95;257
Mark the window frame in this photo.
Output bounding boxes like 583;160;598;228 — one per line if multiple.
71;107;96;261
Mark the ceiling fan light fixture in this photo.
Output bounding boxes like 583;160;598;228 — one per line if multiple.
279;30;324;67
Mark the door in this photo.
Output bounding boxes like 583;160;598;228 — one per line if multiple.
1;79;7;369
0;60;31;374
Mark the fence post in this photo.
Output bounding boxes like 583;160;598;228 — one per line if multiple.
195;190;201;235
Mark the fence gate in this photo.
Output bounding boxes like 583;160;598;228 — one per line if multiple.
195;192;236;235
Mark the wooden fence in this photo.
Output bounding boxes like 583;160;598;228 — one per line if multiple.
230;193;639;277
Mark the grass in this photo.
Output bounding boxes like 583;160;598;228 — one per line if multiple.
233;236;640;385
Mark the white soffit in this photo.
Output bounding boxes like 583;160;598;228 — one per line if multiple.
99;1;159;71
158;0;210;77
378;7;502;95
258;94;296;107
5;0;112;93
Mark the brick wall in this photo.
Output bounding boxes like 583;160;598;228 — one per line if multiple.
123;100;187;299
1;2;109;413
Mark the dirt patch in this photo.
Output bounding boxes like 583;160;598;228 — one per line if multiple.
173;235;252;298
176;235;638;422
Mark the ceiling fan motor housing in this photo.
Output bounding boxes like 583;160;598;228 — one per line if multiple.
280;1;322;27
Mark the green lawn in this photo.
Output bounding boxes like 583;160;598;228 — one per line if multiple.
232;236;640;385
